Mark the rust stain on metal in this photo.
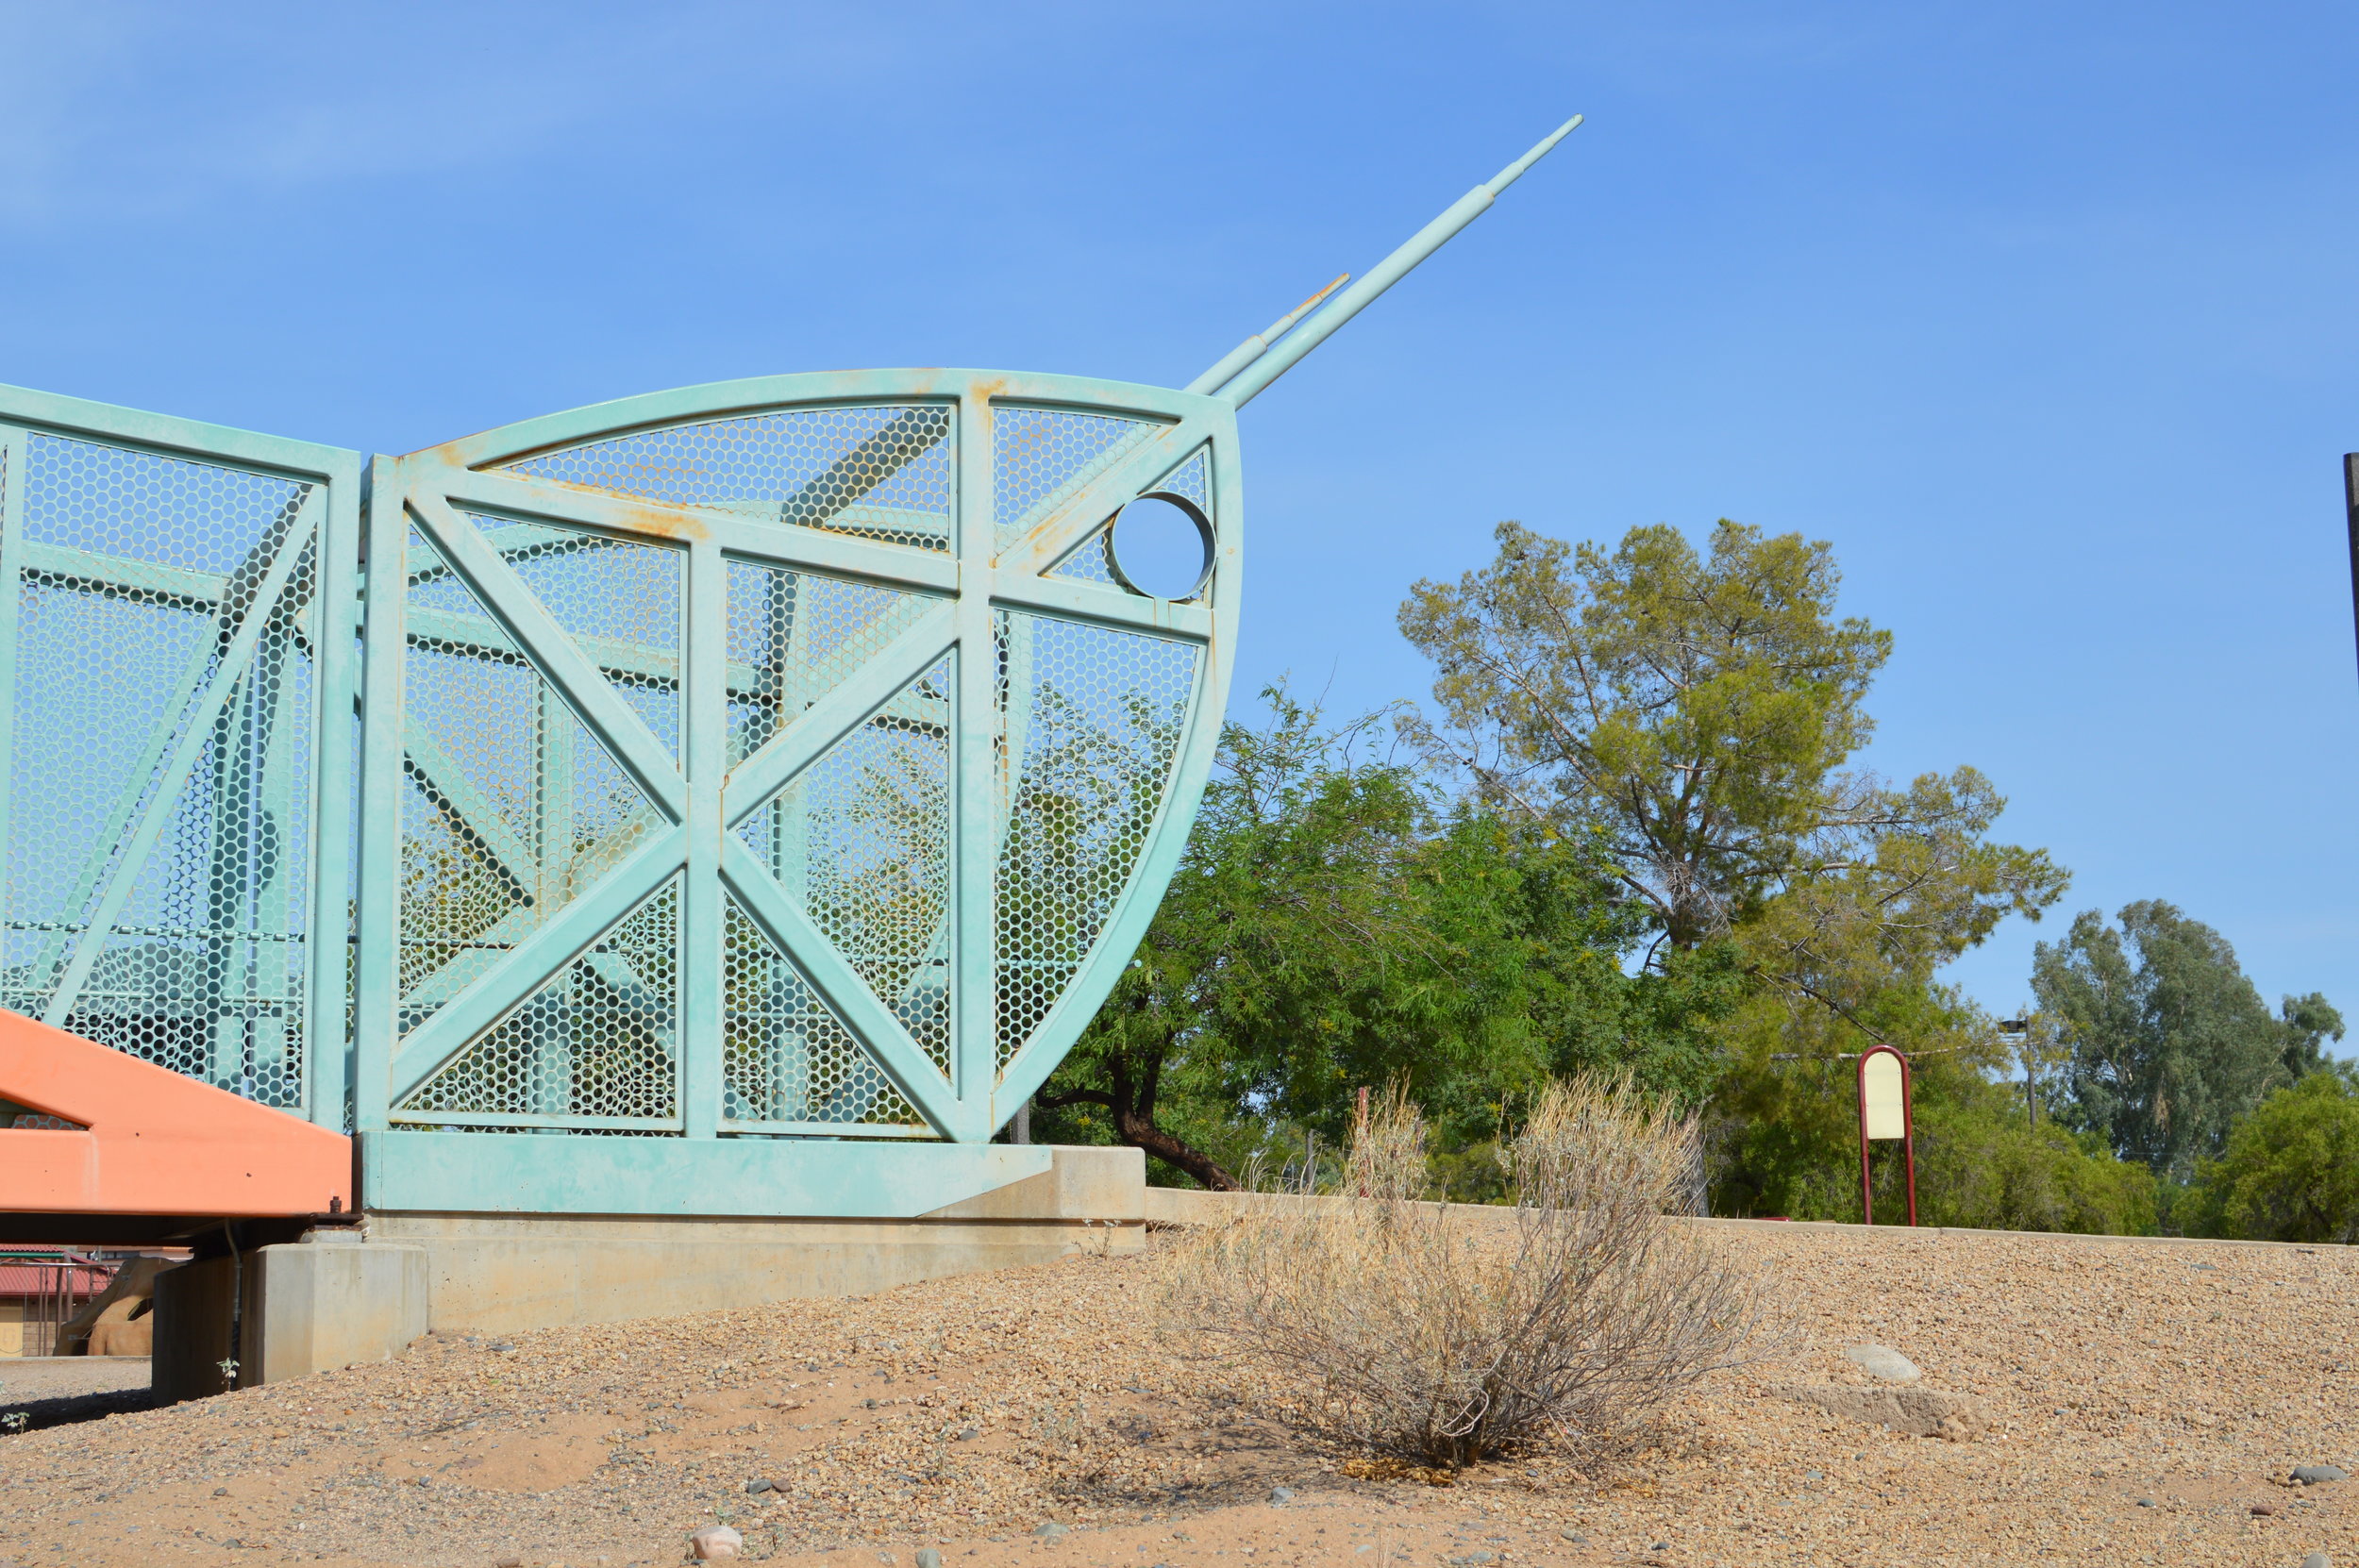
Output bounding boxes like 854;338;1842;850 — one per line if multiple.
1012;419;1195;561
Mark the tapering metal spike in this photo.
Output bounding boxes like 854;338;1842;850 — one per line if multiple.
1183;274;1349;396
1207;114;1582;408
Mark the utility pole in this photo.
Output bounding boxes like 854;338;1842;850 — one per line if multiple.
1998;1018;2034;1128
2344;455;2359;688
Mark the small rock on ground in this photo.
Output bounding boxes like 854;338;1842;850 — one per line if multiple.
914;1552;943;1568
2302;1552;2332;1568
1776;1383;1983;1439
1844;1343;1923;1382
1033;1522;1070;1542
1268;1486;1295;1504
691;1524;744;1560
2293;1464;2350;1485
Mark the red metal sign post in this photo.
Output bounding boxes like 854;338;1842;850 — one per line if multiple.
1856;1044;1917;1226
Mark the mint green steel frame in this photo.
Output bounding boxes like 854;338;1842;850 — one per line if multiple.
0;381;363;1134
350;370;1237;1212
0;115;1580;1217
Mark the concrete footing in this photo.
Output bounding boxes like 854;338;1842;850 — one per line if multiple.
151;1144;1145;1400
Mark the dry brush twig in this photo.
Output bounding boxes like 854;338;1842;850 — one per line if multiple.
1163;1076;1773;1469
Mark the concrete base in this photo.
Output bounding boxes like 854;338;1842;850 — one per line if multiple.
153;1231;429;1402
152;1144;1145;1398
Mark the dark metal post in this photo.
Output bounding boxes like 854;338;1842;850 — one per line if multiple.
1857;1060;1874;1226
2344;455;2359;688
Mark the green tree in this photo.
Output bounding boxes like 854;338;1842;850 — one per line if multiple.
1402;519;2068;1221
2184;1068;2359;1243
1912;1093;2157;1235
1398;520;1894;952
1397;522;2062;990
1035;690;1685;1189
2033;901;2344;1177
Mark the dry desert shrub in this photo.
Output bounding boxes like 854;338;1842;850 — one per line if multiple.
1165;1078;1771;1470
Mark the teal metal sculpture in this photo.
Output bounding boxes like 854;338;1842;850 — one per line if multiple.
0;117;1581;1215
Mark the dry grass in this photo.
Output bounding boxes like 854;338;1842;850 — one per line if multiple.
1164;1077;1774;1469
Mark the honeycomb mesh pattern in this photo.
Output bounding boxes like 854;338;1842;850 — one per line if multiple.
475;516;682;763
4;1106;84;1130
737;654;954;1075
1044;530;1118;588
505;406;953;552
1151;448;1212;512
992;406;1160;553
722;893;927;1130
1044;445;1211;590
725;560;940;769
994;613;1196;1068
5;433;319;1107
397;876;681;1125
398;525;661;1042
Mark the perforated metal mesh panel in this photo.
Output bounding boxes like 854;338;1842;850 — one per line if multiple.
724;559;938;768
486;518;682;762
1047;445;1213;592
396;525;661;1039
0;371;1234;1172
994;612;1196;1068
398;876;680;1126
365;375;1230;1151
4;432;323;1108
993;407;1160;554
1152;448;1211;511
506;406;954;552
722;893;925;1130
736;653;955;1075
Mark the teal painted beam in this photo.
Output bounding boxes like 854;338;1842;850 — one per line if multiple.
679;537;728;1139
719;599;957;832
992;411;1226;581
386;824;689;1104
358;1129;1051;1218
717;836;961;1136
410;491;687;825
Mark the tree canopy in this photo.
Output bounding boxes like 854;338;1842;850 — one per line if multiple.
1397;520;1893;951
2033;900;2345;1177
2184;1067;2359;1244
1035;516;2335;1244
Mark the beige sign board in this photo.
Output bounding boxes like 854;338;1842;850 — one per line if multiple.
1862;1051;1906;1140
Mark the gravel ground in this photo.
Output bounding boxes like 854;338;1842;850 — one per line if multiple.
0;1221;2351;1568
0;1356;148;1400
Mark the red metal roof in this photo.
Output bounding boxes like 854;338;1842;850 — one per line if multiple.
0;1260;110;1295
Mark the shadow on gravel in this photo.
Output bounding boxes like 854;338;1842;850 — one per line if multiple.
5;1386;156;1433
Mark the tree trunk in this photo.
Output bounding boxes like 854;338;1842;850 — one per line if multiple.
1114;1108;1242;1192
1035;1043;1243;1192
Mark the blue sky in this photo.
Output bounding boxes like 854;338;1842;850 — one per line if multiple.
4;2;2356;1028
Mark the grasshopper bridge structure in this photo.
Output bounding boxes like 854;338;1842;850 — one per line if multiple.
0;119;1581;1390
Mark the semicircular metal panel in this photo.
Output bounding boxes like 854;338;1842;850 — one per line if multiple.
353;371;1240;1143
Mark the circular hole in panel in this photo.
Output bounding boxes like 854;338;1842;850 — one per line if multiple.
1105;493;1213;600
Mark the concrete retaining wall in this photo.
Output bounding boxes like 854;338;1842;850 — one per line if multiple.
152;1144;1146;1399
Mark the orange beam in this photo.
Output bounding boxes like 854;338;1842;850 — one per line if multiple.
0;1010;349;1217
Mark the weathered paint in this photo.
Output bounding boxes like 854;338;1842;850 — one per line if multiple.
357;370;1242;1193
0;118;1580;1223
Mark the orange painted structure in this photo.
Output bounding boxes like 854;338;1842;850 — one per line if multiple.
0;1010;350;1237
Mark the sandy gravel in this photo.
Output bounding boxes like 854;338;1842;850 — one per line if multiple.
0;1221;2351;1568
0;1355;148;1401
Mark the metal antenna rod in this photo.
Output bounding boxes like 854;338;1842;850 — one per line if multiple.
1184;274;1350;396
1208;113;1583;408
